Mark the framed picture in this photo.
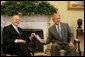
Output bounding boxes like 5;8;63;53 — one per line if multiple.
68;1;84;10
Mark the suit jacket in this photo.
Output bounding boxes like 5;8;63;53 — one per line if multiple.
46;22;73;45
2;24;31;52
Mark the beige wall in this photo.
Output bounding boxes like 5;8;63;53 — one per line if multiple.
48;1;84;29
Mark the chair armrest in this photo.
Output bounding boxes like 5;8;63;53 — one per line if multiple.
74;38;80;43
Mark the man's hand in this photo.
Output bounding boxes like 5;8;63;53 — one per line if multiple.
68;42;74;47
30;33;35;39
16;39;26;43
40;39;45;43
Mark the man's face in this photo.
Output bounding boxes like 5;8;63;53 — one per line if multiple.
53;15;61;25
11;16;20;26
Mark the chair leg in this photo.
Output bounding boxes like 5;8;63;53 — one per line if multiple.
33;52;34;56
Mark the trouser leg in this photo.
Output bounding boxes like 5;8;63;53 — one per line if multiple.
51;43;62;56
15;43;31;56
63;45;76;56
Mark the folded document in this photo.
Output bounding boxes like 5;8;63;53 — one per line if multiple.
34;35;42;42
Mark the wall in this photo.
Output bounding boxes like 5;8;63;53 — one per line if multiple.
48;1;84;29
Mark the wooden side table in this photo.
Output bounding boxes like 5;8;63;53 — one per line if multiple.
74;39;81;56
75;31;84;56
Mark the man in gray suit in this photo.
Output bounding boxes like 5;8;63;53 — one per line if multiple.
41;14;76;56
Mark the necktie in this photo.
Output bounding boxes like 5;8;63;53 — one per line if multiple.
57;26;62;39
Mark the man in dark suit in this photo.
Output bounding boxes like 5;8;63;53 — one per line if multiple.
2;15;35;56
41;14;76;56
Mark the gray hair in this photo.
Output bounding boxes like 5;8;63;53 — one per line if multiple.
11;15;20;20
52;14;60;20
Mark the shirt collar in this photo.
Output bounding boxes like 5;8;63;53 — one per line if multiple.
55;23;61;28
55;23;61;31
12;24;18;29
